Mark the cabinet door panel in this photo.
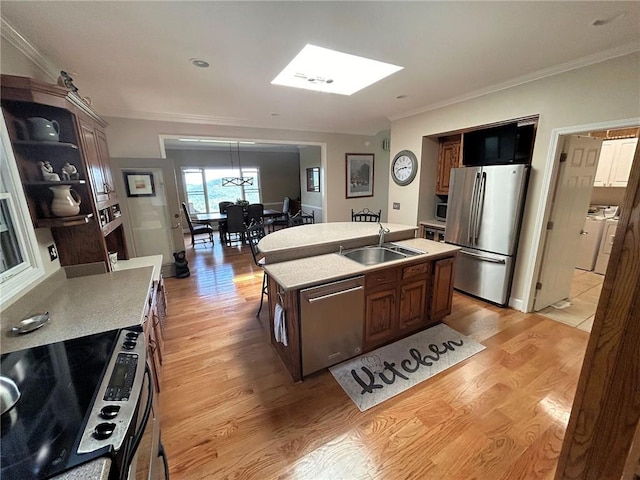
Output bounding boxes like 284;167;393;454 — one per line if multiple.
398;279;428;333
609;139;637;187
594;142;614;186
364;289;395;349
95;128;115;198
436;140;461;195
431;257;455;320
79;121;108;204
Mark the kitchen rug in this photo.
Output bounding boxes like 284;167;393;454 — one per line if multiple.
329;323;485;411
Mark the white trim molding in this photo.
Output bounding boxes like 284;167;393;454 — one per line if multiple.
1;17;59;82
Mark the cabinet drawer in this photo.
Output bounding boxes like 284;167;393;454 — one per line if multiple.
365;268;398;289
402;262;430;279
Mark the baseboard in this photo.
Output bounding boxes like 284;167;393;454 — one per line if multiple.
508;297;525;312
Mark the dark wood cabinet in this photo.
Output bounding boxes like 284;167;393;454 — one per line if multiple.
398;278;429;333
144;275;166;396
431;257;455;320
435;136;461;195
1;74;128;270
364;287;396;348
363;260;435;351
79;116;116;206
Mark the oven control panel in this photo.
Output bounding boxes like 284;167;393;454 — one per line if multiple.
104;353;138;401
77;328;147;454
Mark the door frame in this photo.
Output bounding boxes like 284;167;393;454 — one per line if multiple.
554;133;640;479
522;116;640;313
157;134;328;221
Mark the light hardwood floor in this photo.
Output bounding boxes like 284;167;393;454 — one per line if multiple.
537;269;604;332
161;238;590;480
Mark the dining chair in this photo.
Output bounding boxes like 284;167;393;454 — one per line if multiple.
246;203;264;225
218;201;234;213
217;201;234;244
245;221;268;317
289;209;315;226
181;202;214;247
351;208;381;222
224;204;246;245
266;196;291;232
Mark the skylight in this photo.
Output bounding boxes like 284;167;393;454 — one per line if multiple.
271;44;403;96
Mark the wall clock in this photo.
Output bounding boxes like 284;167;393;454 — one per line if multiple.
391;150;418;186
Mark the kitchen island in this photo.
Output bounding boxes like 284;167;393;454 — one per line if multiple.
259;223;460;382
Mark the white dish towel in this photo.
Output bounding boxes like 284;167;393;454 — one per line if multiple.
274;303;288;346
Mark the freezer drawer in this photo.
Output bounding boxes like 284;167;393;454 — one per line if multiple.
453;248;514;306
300;276;365;376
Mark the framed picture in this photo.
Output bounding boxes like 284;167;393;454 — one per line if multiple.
306;167;320;192
346;153;374;198
124;171;156;197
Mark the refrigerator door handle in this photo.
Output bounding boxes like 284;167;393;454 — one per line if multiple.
460;249;507;264
468;172;480;244
474;172;487;243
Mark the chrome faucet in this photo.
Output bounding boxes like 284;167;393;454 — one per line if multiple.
378;222;390;247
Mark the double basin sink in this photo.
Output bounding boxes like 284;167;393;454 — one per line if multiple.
339;243;425;266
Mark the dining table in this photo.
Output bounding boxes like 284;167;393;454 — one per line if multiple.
194;209;283;243
194;208;282;225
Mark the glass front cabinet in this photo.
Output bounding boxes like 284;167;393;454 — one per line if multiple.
1;75;128;271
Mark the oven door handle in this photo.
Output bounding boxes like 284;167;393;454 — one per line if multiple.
124;363;153;474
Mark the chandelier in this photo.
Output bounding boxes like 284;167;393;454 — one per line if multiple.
222;142;254;186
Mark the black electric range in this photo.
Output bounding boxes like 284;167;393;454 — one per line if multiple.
0;328;139;479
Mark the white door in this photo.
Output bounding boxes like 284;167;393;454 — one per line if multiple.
534;135;603;311
124;164;184;262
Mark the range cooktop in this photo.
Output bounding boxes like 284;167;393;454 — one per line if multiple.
1;329;120;479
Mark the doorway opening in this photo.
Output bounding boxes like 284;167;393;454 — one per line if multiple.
531;124;639;331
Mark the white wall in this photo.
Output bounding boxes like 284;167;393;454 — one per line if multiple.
104;117;391;222
388;52;640;309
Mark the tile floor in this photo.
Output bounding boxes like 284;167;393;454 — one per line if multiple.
537;269;604;332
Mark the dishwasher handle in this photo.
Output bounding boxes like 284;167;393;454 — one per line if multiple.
305;286;364;303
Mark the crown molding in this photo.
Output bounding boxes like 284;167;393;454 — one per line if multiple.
102;108;382;137
1;17;59;82
389;41;640;123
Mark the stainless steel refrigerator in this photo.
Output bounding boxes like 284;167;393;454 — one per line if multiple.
444;164;530;306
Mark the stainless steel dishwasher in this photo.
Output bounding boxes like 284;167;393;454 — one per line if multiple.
300;275;365;376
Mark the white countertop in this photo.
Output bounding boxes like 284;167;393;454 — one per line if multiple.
419;219;447;229
111;254;163;282
0;255;162;354
263;238;460;291
258;222;418;263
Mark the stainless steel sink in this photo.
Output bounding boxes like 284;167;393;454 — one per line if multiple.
340;243;425;266
382;243;426;257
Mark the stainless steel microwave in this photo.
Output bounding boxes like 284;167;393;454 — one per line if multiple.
435;202;448;221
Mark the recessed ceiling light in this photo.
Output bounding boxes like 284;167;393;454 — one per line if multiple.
190;58;210;68
272;44;403;96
